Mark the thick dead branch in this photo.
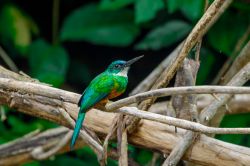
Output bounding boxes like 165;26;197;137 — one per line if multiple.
1;110;250;166
0;63;249;165
0;78;250;134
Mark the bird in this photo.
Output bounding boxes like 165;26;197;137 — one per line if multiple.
70;55;144;149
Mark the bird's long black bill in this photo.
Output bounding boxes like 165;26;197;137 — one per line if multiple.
125;55;144;67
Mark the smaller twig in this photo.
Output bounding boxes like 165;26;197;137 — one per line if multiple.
149;94;250;115
221;40;250;84
31;131;72;160
52;0;60;45
130;43;183;96
0;129;40;151
118;107;250;134
195;40;202;63
59;108;104;164
162;131;197;166
119;129;128;166
164;58;199;166
106;86;250;111
149;152;160;166
200;62;250;124
0;46;18;72
0;106;6;121
212;26;250;85
103;114;121;163
108;149;140;166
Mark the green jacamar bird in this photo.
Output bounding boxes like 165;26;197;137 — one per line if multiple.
70;55;143;149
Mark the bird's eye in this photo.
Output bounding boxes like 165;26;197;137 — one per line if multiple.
115;64;120;68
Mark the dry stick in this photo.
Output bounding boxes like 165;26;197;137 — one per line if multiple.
108;149;140;166
118;43;183;165
0;66;49;86
209;44;250;129
163;131;195;166
31;131;72;160
117;43;184;166
0;46;18;72
0;77;79;104
0;106;6;121
119;128;128;166
117;114;128;166
221;40;250;84
212;26;250;85
0;129;40;151
106;86;250;111
103;114;121;162
59;108;104;164
149;153;161;166
109;42;184;166
130;43;183;96
125;0;233;134
200;62;250;124
149;94;250;115
0;127;87;166
163;0;208;158
163;59;200;166
118;107;250;134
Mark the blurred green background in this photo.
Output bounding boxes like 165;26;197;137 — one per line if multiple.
0;0;249;165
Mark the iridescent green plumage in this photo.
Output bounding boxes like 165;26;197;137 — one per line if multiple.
70;56;143;149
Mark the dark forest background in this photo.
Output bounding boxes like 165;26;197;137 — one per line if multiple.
0;0;249;165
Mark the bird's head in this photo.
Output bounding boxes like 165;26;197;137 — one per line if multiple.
106;55;144;77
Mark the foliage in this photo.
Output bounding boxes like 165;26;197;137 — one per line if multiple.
0;0;249;165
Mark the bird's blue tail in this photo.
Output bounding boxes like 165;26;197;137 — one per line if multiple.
70;112;85;149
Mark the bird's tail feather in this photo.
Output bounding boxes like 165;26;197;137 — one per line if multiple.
70;112;85;149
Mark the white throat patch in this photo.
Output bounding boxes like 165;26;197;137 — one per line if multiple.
115;67;129;77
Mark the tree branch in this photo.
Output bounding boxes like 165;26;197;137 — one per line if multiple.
1;109;250;166
106;86;250;111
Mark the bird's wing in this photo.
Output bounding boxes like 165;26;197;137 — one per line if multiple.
78;73;114;112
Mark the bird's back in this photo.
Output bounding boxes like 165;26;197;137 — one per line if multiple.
78;72;127;112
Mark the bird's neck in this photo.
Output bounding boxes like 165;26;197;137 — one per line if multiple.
113;67;129;78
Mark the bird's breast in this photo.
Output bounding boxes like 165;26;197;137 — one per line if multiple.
108;76;128;99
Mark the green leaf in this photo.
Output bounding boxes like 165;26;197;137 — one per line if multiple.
207;11;250;56
135;0;164;23
136;149;152;165
135;20;191;50
28;39;69;87
99;0;135;10
167;0;180;13
166;0;205;21
60;3;139;47
180;0;204;21
0;4;38;55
